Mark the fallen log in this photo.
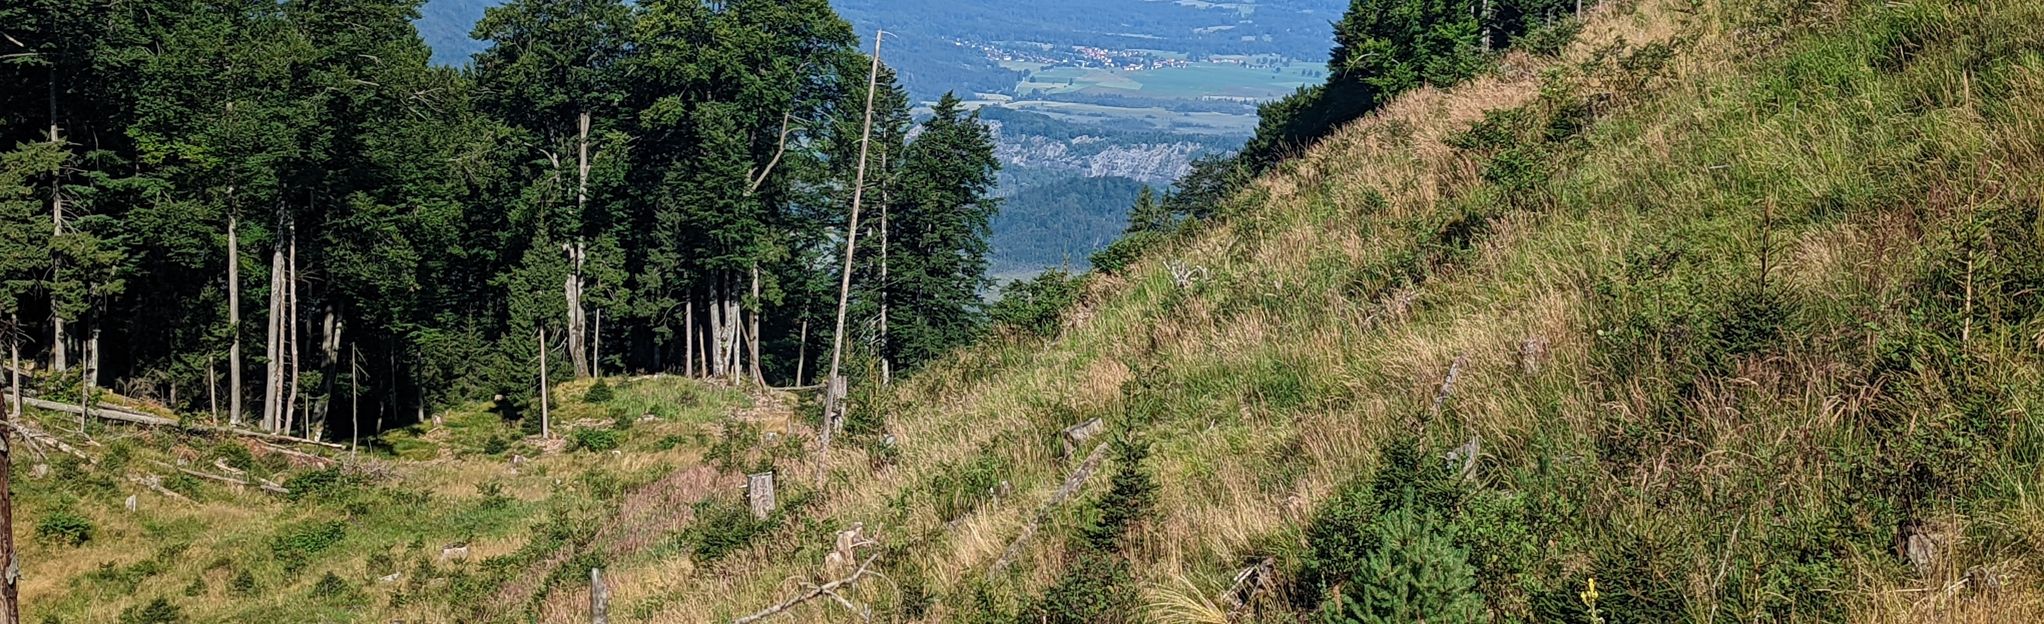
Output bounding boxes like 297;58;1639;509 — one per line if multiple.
19;395;175;426
149;459;288;495
989;441;1110;573
12;395;347;449
6;420;194;503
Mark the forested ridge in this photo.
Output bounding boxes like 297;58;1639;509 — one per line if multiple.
0;0;1002;440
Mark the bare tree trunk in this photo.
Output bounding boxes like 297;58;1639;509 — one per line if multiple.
349;345;358;457
263;245;284;432
227;213;242;427
708;291;726;379
537;328;550;440
2;318;17;624
208;358;219;423
284;232;301;437
748;264;764;386
878;151;892;386
84;325;99;391
315;307;339;429
728;298;743;383
565;241;588;378
48;102;66;375
684;300;695;377
794;318;809;387
592;308;602;378
821;31;887;487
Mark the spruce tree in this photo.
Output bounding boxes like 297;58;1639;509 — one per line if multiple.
1322;501;1487;624
882;93;1000;370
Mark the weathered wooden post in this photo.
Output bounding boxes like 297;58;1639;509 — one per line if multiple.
590;567;609;624
748;472;777;520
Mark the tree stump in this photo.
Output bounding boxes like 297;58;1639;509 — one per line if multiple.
748;472;777;520
1060;418;1103;458
590;567;610;624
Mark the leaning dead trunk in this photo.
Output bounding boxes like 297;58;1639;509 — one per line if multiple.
820;31;887;487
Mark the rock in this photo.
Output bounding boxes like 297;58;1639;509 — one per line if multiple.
992;480;1012;499
30;464;48;479
439;544;470;562
125;495;138;512
378;572;403;584
1899;525;1938;571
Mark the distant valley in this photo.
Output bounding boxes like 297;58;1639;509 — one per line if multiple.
415;0;1343;274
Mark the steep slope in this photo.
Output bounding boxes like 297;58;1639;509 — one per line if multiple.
637;1;2044;622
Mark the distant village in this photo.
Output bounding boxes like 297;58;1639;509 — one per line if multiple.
952;38;1294;72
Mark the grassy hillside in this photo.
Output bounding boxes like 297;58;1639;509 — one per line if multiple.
13;0;2043;622
638;0;2042;622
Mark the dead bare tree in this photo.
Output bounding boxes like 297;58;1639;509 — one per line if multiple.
731;554;881;624
226;213;242;427
538;328;551;440
3;317;19;624
819;30;887;488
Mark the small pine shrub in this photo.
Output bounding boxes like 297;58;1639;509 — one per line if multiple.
213;442;256;471
477;481;512;510
1081;438;1156;552
285;468;364;503
683;497;772;564
228;569;258;596
1320;501;1486;624
927;451;1008;522
36;509;94;546
568;427;621;453
270;520;348;572
481;434;510;456
1027;549;1136;624
181;577;205;597
117;597;184;624
583;378;615;403
1517;17;1584;58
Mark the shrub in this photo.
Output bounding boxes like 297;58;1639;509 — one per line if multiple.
927;451;1008;523
1320;501;1486;624
1081;438;1156;552
228;569;258;596
270;520;348;572
1088;232;1161;275
477;481;512;511
683;498;772;564
568;427;621;453
117;598;184;624
583;378;615;403
36;509;94;546
988;269;1083;337
285;468;365;503
1027;549;1136;624
1517;17;1584;58
481;434;510;456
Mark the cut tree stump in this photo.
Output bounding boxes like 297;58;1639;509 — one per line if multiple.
1059;418;1103;458
747;472;776;520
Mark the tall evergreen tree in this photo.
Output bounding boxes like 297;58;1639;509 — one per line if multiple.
882;93;1000;369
